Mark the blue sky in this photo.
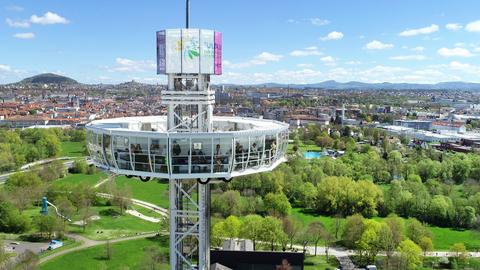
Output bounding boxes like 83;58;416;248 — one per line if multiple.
1;0;480;84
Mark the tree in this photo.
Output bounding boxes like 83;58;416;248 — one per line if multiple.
111;185;132;215
396;239;422;270
260;216;285;251
282;216;302;249
0;202;31;233
406;218;431;245
450;243;468;262
34;215;60;240
105;240;112;260
211;190;242;217
223;215;241;240
418;236;433;256
141;246;165;270
378;223;396;268
342;214;365;249
55;196;75;228
357;219;382;264
264;192;292;217
5;171;44;212
306;221;326;256
79;199;94;233
240;215;263;250
71;159;88;174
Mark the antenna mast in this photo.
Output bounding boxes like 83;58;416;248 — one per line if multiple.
186;0;190;28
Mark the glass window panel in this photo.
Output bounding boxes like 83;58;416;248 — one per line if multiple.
103;134;114;167
265;134;277;165
234;136;249;171
130;137;150;172
150;138;168;173
247;135;263;169
213;137;231;173
113;136;131;170
191;137;212;174
171;138;190;174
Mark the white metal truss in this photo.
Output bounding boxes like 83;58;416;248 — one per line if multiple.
165;73;213;270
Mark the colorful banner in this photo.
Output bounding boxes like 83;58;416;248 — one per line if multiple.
200;29;215;74
165;29;182;73
156;31;166;74
181;29;200;74
214;32;222;75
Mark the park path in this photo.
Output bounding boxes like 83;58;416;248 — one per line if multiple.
38;232;159;264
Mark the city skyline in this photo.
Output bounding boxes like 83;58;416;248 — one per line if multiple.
1;0;480;85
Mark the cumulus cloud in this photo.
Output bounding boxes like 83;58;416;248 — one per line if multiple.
365;40;394;50
446;23;463;31
399;24;439;36
30;12;69;25
225;52;283;68
6;18;30;28
13;32;35;39
5;5;24;12
309;18;330;26
290;46;322;56
389;55;426;61
466;20;480;32
297;63;313;68
0;64;12;72
437;47;473;57
110;58;156;72
411;46;425;52
321;31;344;41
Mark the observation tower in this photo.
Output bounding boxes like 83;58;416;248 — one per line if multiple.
86;2;289;269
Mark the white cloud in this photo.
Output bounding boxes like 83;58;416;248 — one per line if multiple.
30;12;69;25
449;61;480;74
0;64;12;72
399;24;439;36
321;56;335;62
446;23;463;31
321;31;344;41
6;18;30;28
389;55;426;61
474;47;480;53
290;46;322;56
309;18;330;26
13;32;35;39
466;20;480;32
225;52;283;68
346;60;361;65
437;47;473;57
5;5;24;12
365;40;394;50
411;46;425;52
110;58;156;72
297;63;313;68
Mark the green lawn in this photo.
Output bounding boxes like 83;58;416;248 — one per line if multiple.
50;172;107;188
304;255;339;270
291;208;480;251
68;206;161;240
114;176;169;208
288;142;322;153
60;141;86;157
40;236;169;270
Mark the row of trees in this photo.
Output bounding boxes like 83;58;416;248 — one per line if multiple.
0;128;86;173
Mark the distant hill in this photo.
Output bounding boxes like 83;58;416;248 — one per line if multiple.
241;80;480;91
19;73;78;85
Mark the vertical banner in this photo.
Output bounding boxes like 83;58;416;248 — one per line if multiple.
214;32;222;75
156;31;166;74
181;29;200;73
200;30;214;74
166;29;182;73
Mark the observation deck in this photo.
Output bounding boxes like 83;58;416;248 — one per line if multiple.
86;115;289;182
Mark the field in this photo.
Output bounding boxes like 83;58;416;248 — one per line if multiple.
68;206;161;240
59;141;85;157
291;208;480;251
114;176;169;208
304;255;339;270
40;236;169;270
50;172;107;188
